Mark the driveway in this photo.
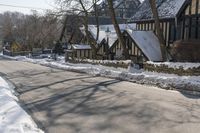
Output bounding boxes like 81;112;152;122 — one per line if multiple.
0;58;200;133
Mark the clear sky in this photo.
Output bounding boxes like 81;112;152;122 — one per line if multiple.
0;0;56;14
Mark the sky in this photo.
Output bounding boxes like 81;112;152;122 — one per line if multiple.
0;0;145;14
0;0;56;14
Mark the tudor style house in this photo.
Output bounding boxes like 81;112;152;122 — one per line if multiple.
130;0;200;47
110;30;162;62
97;0;141;19
68;44;93;59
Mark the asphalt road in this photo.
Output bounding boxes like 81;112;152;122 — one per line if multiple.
0;57;200;133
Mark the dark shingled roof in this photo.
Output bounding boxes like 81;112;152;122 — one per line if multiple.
131;0;188;22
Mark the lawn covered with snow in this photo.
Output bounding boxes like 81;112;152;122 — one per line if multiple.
0;77;44;133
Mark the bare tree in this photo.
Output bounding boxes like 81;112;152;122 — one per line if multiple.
93;0;100;41
149;0;167;61
56;0;100;59
0;11;60;51
107;0;129;59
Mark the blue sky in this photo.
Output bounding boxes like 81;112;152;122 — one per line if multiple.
0;0;56;14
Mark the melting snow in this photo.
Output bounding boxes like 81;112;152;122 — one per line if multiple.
0;77;44;133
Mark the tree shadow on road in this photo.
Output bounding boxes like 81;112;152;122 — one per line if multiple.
4;68;200;133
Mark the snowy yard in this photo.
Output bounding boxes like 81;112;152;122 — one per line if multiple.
0;77;44;133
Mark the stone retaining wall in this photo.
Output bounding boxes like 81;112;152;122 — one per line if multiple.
144;63;200;76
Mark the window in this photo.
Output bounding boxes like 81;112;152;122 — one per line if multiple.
191;17;197;39
134;46;137;55
85;50;88;57
198;18;200;39
169;22;175;42
185;6;190;15
191;0;197;14
184;18;190;40
198;0;200;14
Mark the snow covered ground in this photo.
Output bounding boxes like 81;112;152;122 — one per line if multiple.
0;76;44;133
1;54;200;95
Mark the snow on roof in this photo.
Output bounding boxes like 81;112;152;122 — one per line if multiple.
131;0;187;21
72;44;91;50
127;30;162;61
88;24;136;47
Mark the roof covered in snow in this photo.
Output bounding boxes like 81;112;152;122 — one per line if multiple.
72;44;91;50
131;0;187;22
88;24;136;47
127;30;162;61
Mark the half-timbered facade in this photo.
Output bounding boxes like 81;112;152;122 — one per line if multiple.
110;30;162;62
96;39;111;59
71;44;93;59
81;24;136;59
131;0;200;47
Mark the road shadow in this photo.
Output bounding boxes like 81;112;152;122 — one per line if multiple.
3;67;200;133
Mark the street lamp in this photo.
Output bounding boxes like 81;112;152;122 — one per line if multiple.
105;27;111;59
105;27;111;46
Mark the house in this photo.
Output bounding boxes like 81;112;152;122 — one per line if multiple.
86;24;136;59
97;0;141;19
70;44;93;59
110;30;162;62
130;0;200;47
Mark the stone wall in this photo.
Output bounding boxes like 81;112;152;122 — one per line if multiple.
69;58;131;69
144;62;200;76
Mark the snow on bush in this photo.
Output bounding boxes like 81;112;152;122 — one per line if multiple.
0;77;44;133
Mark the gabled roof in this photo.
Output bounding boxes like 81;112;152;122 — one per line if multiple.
87;24;136;47
131;0;187;22
72;44;91;50
126;30;162;61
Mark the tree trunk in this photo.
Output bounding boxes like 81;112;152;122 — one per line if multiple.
93;0;100;41
107;0;129;59
79;0;97;59
149;0;168;61
59;15;68;42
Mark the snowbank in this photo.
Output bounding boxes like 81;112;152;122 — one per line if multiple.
0;77;44;133
1;54;200;95
23;57;200;95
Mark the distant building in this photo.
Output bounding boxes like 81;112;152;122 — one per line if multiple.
69;44;93;59
95;0;141;19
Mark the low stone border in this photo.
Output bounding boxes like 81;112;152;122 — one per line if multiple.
144;63;200;76
69;58;131;69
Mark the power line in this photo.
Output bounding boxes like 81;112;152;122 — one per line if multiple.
0;3;50;10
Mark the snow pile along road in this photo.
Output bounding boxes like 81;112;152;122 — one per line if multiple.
1;54;200;95
0;77;44;133
22;57;200;95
